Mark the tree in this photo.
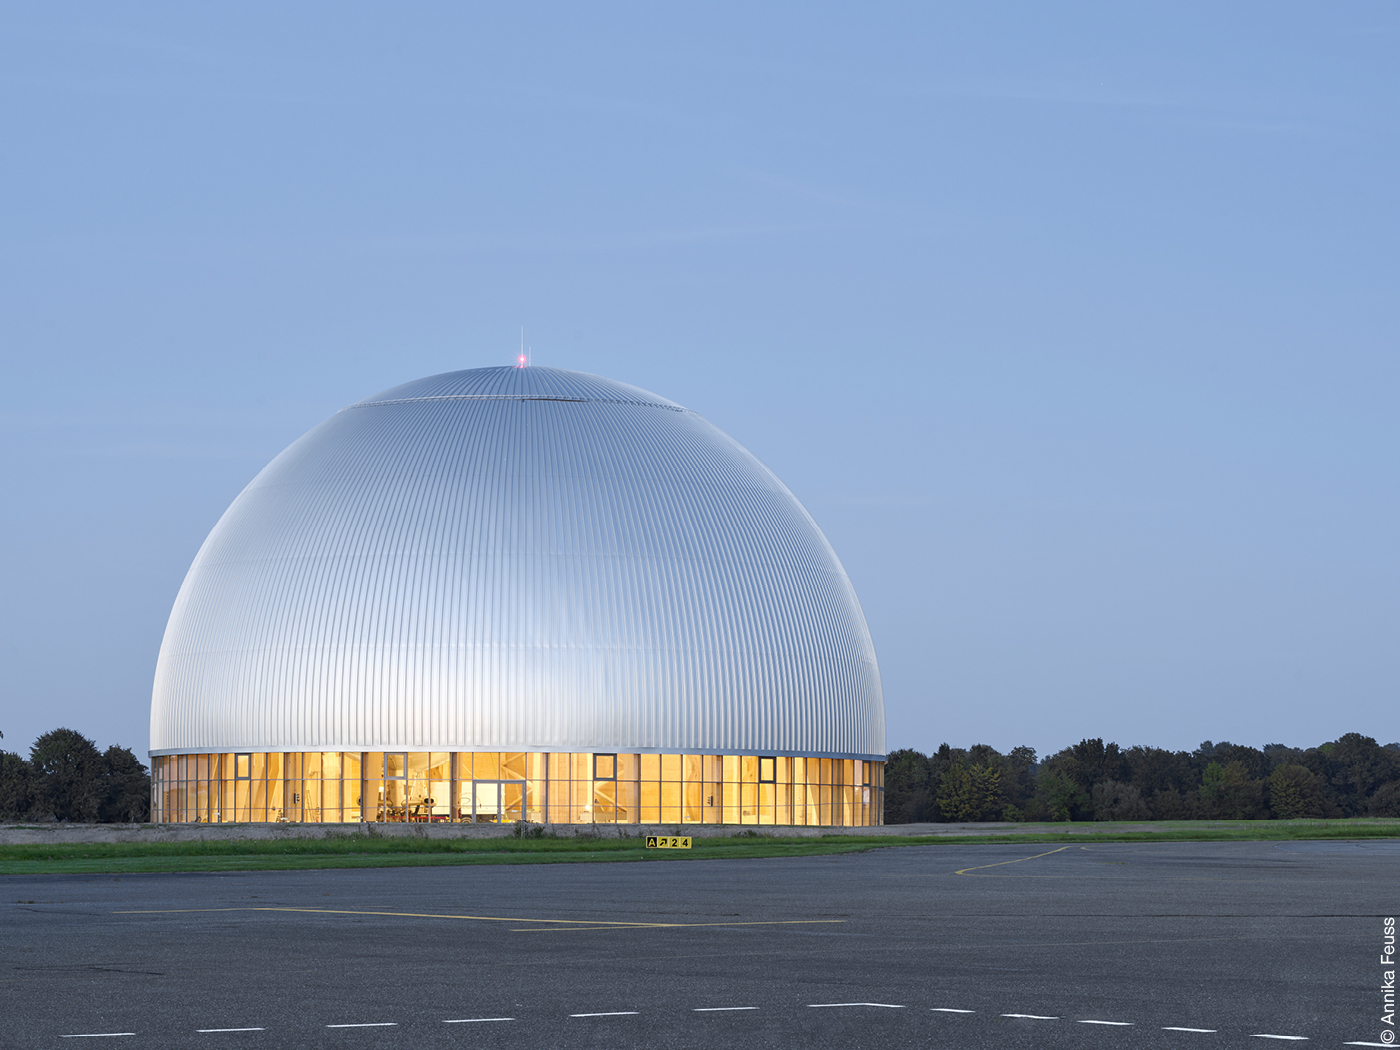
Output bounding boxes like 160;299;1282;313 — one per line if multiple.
882;749;933;824
1031;768;1090;822
1001;746;1038;819
1198;761;1265;820
1123;746;1196;798
1367;781;1400;818
1267;764;1326;819
29;728;106;822
1147;787;1193;820
936;760;1006;822
1091;779;1150;821
0;751;32;820
1325;733;1400;813
1043;739;1127;797
99;746;150;823
1205;743;1269;782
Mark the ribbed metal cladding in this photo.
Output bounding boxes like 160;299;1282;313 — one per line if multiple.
151;367;885;759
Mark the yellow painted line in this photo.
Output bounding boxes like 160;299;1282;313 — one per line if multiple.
955;845;1074;876
117;907;673;927
115;907;845;931
510;919;847;932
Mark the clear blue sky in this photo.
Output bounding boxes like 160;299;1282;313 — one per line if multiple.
2;3;1397;762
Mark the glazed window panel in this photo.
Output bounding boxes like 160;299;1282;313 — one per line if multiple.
639;779;661;823
266;773;284;819
722;780;741;824
722;754;740;785
702;755;723;783
472;752;499;780
571;785;592;824
151;751;883;827
615;778;638;823
249;777;267;822
660;781;681;823
429;753;451;781
683;781;702;823
568;753;589;781
301;776;321;820
703;781;722;822
427;780;450;821
616;753;638;782
758;783;776;824
740;782;758;823
592;779;616;813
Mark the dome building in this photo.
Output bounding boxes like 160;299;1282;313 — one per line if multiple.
150;366;885;825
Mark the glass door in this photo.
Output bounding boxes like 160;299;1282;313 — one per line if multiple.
468;780;526;822
472;781;500;822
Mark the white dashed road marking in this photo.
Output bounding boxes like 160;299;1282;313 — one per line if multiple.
693;1007;758;1011
59;1036;135;1040
442;1018;514;1023
326;1023;397;1028
931;1008;975;1013
1163;1028;1218;1033
570;1012;639;1017
196;1029;265;1033
807;1002;904;1008
1343;1043;1394;1047
1079;1019;1134;1025
1250;1037;1308;1041
1002;1013;1059;1020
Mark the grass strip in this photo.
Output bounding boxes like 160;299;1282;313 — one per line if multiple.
2;819;1398;875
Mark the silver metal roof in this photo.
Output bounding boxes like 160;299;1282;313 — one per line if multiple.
151;366;885;759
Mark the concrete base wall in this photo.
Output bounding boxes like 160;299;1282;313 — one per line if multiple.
0;820;1157;845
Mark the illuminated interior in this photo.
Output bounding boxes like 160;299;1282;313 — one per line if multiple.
150;752;884;826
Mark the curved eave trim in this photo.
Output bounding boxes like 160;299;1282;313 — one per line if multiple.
149;746;888;762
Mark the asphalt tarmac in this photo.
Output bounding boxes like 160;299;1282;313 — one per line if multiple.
2;840;1396;1049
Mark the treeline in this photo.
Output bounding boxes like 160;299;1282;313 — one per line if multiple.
0;728;150;823
885;733;1400;823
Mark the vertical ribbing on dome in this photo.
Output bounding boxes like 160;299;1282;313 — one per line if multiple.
151;367;885;760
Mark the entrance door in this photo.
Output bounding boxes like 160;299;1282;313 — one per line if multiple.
467;780;526;822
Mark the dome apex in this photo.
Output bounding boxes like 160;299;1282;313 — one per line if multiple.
353;365;685;411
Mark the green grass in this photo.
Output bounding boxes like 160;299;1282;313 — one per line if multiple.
3;819;1398;875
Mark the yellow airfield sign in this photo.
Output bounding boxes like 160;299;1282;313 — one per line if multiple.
645;835;692;849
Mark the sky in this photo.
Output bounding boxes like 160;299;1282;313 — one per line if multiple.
2;3;1397;763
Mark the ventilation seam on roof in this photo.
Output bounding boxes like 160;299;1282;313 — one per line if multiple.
346;395;689;412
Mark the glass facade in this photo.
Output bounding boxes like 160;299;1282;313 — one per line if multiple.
150;752;884;826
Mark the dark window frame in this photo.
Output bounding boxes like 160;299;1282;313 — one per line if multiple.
593;753;617;781
384;753;408;780
758;756;776;783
